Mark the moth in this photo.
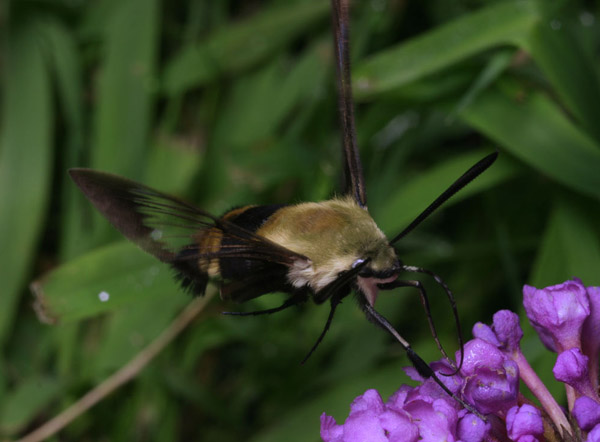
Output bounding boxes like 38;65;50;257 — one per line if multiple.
70;0;495;417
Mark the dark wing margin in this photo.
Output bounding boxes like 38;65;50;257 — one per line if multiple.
331;0;367;208
68;168;310;295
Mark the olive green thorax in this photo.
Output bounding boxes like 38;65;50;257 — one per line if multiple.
257;196;397;290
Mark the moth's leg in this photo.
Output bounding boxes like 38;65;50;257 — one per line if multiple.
383;264;465;374
378;278;456;371
356;294;485;421
300;291;344;364
222;291;308;316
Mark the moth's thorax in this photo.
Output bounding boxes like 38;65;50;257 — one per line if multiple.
257;196;397;291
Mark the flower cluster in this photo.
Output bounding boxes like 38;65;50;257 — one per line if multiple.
320;279;600;441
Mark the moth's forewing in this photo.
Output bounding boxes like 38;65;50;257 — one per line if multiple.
69;168;212;262
69;168;310;297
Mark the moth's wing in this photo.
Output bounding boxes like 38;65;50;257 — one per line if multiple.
69;169;184;261
332;0;366;208
219;263;291;303
69;168;310;295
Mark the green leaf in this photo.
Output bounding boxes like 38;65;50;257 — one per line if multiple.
530;199;600;287
460;84;600;200
90;0;160;177
91;293;188;377
353;1;539;99
447;50;514;123
87;0;161;246
0;376;62;435
38;18;88;260
162;0;329;95
143;135;203;193
0;17;53;347
249;364;411;442
523;18;600;143
31;242;184;323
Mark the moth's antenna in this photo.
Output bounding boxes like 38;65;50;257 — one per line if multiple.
401;266;465;376
378;278;458;373
390;152;498;244
359;298;486;421
331;0;367;208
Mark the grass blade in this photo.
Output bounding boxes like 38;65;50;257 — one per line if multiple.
162;0;329;95
0;17;53;346
461;84;600;200
353;1;538;99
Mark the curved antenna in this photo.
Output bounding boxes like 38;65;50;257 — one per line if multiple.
401;266;465;376
331;0;367;208
378;278;457;373
359;298;486;421
390;152;498;245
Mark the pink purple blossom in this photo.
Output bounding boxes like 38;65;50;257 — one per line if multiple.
573;396;600;431
523;280;590;352
506;404;544;441
320;279;600;441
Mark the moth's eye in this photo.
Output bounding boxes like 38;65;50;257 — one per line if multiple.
351;258;365;269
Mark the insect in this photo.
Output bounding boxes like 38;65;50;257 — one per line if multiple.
70;0;495;417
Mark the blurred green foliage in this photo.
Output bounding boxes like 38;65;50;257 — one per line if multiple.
2;0;600;440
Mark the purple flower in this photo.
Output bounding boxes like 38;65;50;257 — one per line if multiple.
404;360;463;397
457;412;489;442
572;396;600;431
403;398;457;442
320;279;600;441
553;347;598;399
460;339;519;415
320;414;343;442
553;347;588;384
491;310;523;353
320;389;419;442
320;382;473;442
388;385;461;441
472;321;500;347
523;280;590;352
582;285;600;392
589;424;600;442
506;404;544;441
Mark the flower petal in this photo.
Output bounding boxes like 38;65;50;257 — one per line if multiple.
472;322;500;347
380;410;418;442
572;396;600;431
343;412;388;442
492;310;523;352
320;413;343;442
587;424;600;442
523;280;590;352
349;389;385;416
506;404;544;440
552;348;588;391
582;286;600;392
457;412;488;442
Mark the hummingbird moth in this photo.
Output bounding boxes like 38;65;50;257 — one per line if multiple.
70;0;495;418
